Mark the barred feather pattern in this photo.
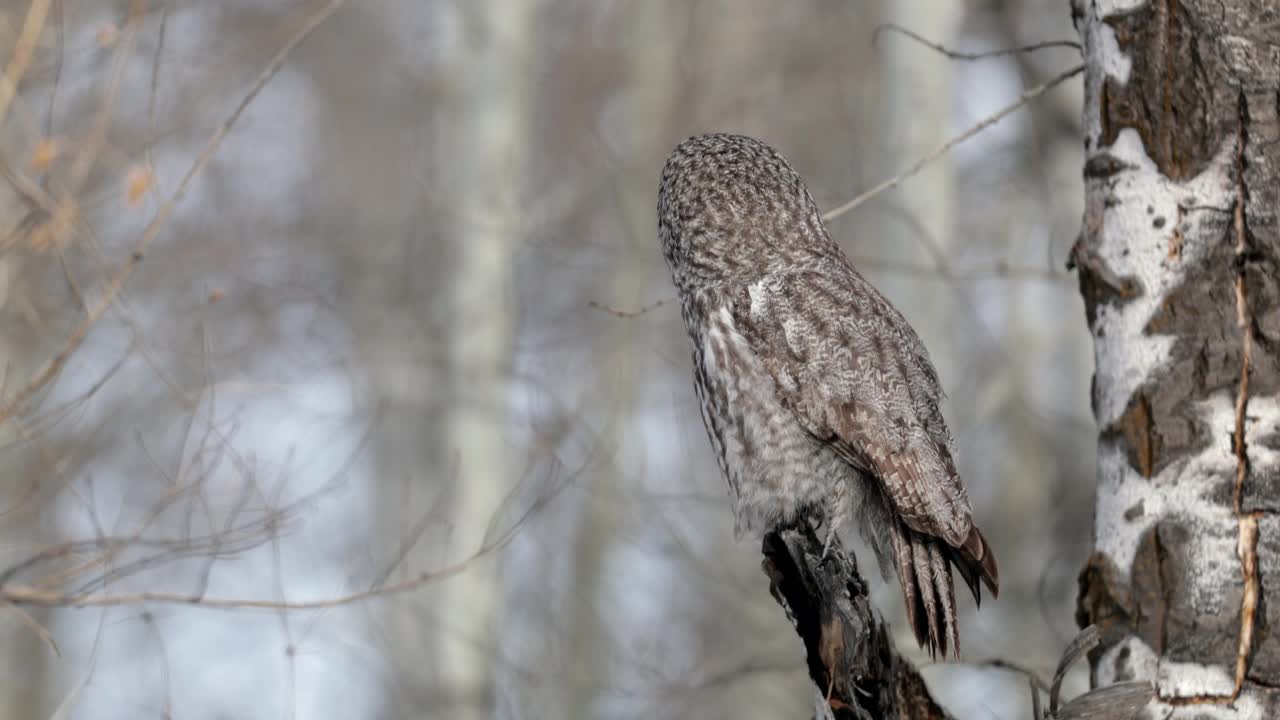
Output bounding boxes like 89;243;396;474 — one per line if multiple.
659;133;998;658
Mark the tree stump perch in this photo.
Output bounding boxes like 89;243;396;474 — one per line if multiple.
761;525;952;720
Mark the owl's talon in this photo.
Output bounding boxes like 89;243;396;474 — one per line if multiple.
820;523;837;560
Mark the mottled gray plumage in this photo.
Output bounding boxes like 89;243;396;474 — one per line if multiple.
658;133;997;658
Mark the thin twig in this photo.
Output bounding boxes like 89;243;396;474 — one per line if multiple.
954;657;1051;693
0;0;345;425
146;1;170;199
3;518;511;611
856;257;1066;282
586;255;1067;323
1051;625;1099;716
0;598;59;656
587;298;671;317
872;23;1080;61
0;0;53;126
65;0;144;194
43;602;104;720
372;457;456;587
593;66;1081;319
43;0;64;139
822;64;1084;224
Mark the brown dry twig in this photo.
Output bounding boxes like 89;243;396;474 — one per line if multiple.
872;23;1080;61
0;476;533;613
587;298;670;318
0;0;346;425
0;0;54;126
0;415;569;622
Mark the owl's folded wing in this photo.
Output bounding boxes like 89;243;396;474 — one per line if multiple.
733;266;998;598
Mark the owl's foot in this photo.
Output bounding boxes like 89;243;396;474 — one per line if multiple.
820;522;838;560
819;489;851;561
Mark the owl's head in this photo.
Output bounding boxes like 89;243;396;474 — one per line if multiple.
657;133;833;292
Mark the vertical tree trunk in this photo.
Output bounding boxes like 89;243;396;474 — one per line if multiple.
1072;0;1280;714
0;254;51;720
561;2;678;717
434;1;534;716
879;0;962;275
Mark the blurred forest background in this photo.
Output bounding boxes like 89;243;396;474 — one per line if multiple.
0;1;1093;718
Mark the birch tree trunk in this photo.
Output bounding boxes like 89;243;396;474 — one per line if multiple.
434;1;533;716
1072;1;1280;715
561;2;678;716
0;253;51;720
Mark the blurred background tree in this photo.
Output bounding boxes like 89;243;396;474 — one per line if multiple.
0;1;1091;718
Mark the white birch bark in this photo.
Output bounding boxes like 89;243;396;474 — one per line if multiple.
433;1;534;717
1073;1;1280;716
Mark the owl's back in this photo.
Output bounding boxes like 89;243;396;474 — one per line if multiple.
685;283;874;538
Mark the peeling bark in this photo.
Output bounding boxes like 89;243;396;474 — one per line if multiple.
1072;0;1280;715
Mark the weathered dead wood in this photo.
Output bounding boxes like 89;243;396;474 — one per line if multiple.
761;526;952;720
762;528;1153;719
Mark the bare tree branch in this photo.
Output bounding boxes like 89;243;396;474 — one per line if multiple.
822;64;1083;224
0;0;54;126
872;22;1080;61
0;0;345;425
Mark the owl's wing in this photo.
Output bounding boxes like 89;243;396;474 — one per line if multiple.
734;264;998;595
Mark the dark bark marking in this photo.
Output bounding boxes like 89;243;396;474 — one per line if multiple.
1101;0;1218;179
1152;520;1241;670
1077;552;1136;667
1070;243;1141;328
1246;428;1280;513
1104;391;1157;478
1131;524;1169;656
1083;153;1137;178
1135;206;1238;481
1164;205;1182;260
1077;516;1245;694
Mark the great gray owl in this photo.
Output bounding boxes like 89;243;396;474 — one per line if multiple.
657;133;998;658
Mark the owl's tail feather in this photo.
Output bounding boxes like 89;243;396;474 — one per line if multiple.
891;522;1001;660
947;525;1000;608
889;522;959;659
